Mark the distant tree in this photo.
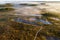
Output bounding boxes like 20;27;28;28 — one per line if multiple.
0;3;13;7
0;4;5;7
20;3;37;6
5;3;13;7
41;13;58;17
0;8;14;12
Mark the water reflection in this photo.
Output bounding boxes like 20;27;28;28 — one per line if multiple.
37;19;51;24
13;17;52;26
46;36;60;40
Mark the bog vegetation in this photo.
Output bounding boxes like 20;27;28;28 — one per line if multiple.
0;3;60;40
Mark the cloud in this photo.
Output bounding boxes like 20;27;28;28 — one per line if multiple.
0;0;44;4
0;0;60;4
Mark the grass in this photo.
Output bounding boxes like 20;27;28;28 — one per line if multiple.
0;8;60;40
0;20;60;40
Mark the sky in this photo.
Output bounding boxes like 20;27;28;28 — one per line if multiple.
0;0;60;4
